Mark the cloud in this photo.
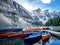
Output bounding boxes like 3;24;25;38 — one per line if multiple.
41;0;52;4
14;0;47;11
14;0;38;11
20;2;37;11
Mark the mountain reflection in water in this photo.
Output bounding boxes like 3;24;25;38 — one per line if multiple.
45;36;60;45
0;38;24;45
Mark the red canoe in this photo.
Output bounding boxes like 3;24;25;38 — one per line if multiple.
42;31;50;41
26;27;46;31
0;33;30;39
42;35;49;41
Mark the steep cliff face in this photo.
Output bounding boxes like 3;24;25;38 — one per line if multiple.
0;0;17;29
13;1;33;20
0;0;16;12
0;0;33;29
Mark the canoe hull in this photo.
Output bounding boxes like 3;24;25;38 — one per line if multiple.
24;36;42;44
42;35;49;41
0;33;30;39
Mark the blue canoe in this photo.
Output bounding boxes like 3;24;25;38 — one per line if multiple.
24;32;42;45
0;28;22;34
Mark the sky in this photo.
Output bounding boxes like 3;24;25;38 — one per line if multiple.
14;0;60;11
